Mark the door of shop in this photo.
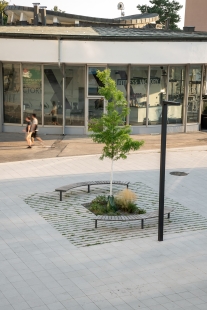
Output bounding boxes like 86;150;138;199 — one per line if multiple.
86;98;105;134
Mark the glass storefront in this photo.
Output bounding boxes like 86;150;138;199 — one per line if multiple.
1;63;204;131
187;66;202;123
23;64;42;124
3;63;21;124
44;66;63;126
168;66;185;124
130;66;148;126
149;66;167;125
65;66;85;126
88;67;105;96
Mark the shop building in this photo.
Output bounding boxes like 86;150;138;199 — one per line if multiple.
1;5;207;135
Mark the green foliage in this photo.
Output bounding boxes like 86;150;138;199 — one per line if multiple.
0;0;8;24
89;69;144;161
88;195;146;216
89;195;118;215
0;0;8;13
51;6;65;13
115;199;146;214
137;0;183;30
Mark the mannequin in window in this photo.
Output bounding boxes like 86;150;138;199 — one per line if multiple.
50;101;58;125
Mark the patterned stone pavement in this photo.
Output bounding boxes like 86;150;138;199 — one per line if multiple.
0;145;207;310
23;182;207;247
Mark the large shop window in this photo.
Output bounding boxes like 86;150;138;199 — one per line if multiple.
109;66;128;122
44;66;63;126
108;66;127;98
88;67;105;96
23;64;42;124
149;66;167;125
65;66;85;126
129;66;148;126
187;66;202;123
88;98;104;121
168;66;185;124
3;63;21;124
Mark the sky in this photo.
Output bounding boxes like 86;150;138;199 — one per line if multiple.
9;0;186;28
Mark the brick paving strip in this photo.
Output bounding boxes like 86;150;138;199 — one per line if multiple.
23;182;207;247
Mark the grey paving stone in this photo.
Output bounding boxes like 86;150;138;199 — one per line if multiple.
25;298;45;308
31;306;50;310
0;298;11;307
1;147;207;310
141;299;159;307
162;302;183;310
12;301;30;310
1;305;16;310
174;299;195;308
81;302;100;310
95;299;115;309
197;304;207;310
47;302;65;310
187;297;206;306
61;298;81;308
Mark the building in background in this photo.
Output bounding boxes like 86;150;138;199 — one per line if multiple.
4;4;159;28
1;4;207;135
185;0;207;32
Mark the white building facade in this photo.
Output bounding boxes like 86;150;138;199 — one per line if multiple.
1;6;207;135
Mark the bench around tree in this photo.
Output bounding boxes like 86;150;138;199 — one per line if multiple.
94;207;174;229
55;181;130;201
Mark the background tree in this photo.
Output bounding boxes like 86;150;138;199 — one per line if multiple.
137;0;183;30
0;1;8;25
51;6;65;13
89;69;144;202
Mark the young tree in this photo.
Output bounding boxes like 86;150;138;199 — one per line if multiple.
137;0;183;30
89;69;144;202
0;1;8;25
51;6;65;13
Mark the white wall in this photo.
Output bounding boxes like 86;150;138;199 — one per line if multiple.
0;39;58;63
61;41;207;65
1;39;207;64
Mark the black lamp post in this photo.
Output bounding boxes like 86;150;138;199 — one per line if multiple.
158;98;180;242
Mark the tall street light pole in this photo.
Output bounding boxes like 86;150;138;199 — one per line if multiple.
158;99;180;242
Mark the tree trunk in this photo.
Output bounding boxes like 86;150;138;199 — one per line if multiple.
110;159;114;196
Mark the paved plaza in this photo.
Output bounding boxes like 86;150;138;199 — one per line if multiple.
0;131;207;163
0;133;207;310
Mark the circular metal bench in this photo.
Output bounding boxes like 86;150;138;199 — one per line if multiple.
94;207;175;229
55;181;130;201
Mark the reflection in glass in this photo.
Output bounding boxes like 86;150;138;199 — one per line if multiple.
187;66;202;123
168;66;185;124
23;64;42;124
88;67;105;96
65;66;85;126
129;66;148;126
108;66;127;98
149;66;167;125
88;98;104;121
44;66;63;125
3;63;21;124
108;66;127;122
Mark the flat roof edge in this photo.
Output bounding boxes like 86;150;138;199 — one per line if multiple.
0;33;207;41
